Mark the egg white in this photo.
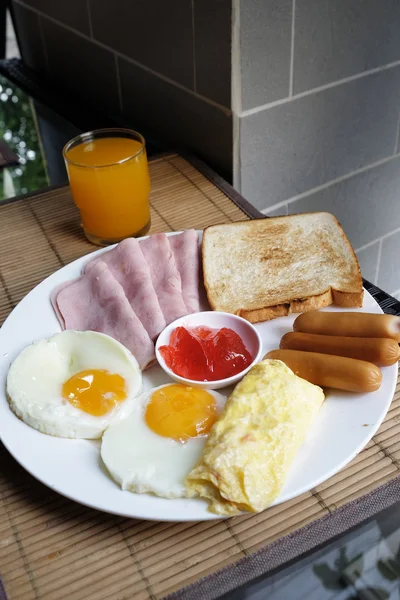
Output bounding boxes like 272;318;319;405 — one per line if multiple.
101;384;226;499
7;330;142;439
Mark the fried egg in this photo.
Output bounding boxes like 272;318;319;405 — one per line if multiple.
7;330;142;439
101;384;226;498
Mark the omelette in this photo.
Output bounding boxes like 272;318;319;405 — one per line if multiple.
185;359;325;515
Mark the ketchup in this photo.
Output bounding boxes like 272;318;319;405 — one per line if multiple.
159;326;252;381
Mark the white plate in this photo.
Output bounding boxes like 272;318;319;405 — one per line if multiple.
0;232;397;522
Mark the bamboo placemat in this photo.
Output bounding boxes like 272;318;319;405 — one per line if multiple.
0;153;399;600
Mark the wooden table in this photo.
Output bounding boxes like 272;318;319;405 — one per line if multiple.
1;153;400;600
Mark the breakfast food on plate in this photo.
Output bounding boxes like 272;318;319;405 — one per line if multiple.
294;311;400;341
54;261;155;370
266;349;382;393
169;229;200;313
7;330;142;438
85;238;166;340
280;332;400;366
159;325;252;381
185;359;325;515
202;213;363;323
101;384;226;498
51;230;201;370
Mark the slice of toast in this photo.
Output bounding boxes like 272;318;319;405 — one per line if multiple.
202;213;363;323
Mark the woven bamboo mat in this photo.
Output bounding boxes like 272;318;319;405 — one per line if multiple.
0;153;399;600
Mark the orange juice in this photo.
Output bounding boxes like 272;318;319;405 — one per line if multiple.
64;134;151;245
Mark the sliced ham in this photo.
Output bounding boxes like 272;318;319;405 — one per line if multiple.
55;261;155;370
51;279;77;328
140;233;187;325
85;238;165;340
169;230;200;313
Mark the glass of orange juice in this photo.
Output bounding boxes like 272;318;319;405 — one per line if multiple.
63;128;151;245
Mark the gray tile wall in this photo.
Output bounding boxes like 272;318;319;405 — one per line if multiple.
240;67;400;207
11;0;232;173
194;0;231;107
237;0;400;295
240;0;292;110
378;231;400;294
89;0;194;89
294;0;400;94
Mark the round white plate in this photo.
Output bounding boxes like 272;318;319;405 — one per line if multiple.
0;232;397;521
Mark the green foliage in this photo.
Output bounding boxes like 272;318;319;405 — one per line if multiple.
357;587;389;600
313;546;364;590
313;545;399;599
377;558;400;581
0;74;48;200
313;563;348;590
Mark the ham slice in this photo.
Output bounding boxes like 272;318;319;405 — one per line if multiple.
169;230;200;313
51;279;77;328
55;261;155;370
85;238;165;340
140;233;187;325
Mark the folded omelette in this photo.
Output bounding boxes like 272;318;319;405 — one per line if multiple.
185;359;325;515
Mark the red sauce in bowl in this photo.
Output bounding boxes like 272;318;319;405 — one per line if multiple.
159;326;252;381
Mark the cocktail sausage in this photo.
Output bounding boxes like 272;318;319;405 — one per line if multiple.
265;349;382;392
280;332;400;366
293;311;400;341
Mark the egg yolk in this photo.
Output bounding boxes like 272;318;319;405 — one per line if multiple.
145;384;218;442
62;369;127;416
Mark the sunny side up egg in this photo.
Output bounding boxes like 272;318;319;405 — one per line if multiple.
101;384;226;499
7;330;142;439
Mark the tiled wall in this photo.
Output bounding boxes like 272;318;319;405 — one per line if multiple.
11;0;232;173
235;0;400;296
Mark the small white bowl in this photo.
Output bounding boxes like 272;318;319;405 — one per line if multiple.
155;311;263;390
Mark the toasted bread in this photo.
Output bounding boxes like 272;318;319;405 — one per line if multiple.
202;213;363;323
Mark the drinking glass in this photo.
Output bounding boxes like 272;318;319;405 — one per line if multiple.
63;128;151;245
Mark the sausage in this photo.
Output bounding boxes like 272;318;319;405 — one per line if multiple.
265;349;382;393
280;332;400;366
293;311;400;341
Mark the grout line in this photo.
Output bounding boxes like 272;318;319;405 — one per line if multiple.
261;202;288;216
354;239;381;253
37;15;50;73
14;0;231;115
259;152;400;214
114;54;123;114
86;0;93;38
395;107;400;155
231;0;242;115
261;205;278;215
233;113;241;191
288;0;296;97
374;239;383;286
231;0;242;189
356;225;400;259
240;58;400;118
191;0;197;92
